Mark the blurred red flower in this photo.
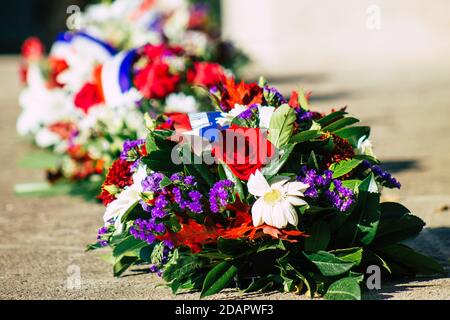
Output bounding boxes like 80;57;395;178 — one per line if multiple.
187;62;225;87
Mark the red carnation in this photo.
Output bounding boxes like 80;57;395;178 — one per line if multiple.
74;82;104;113
212;126;275;181
134;60;180;99
21;37;45;61
187;62;225;87
98;159;134;206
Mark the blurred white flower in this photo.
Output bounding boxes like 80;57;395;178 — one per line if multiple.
165;93;198;113
17;64;76;137
35;128;61;148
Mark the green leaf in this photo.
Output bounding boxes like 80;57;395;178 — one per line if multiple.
261;144;295;178
304;222;330;251
217;238;249;255
303;251;355;277
334;126;370;147
243;274;281;293
141;150;183;174
322;117;359;132
268;104;297;148
113;255;139;277
183;150;216;187
145;131;158;153
307;150;319;171
331;247;363;266
317;111;347;126
112;236;146;258
290;130;323;144
329;159;362;179
201;261;239;298
371;202;425;247
341;180;361;192
163;255;206;283
257;239;286;253
14;182;73;197
18;151;62;169
334;174;381;247
324;277;361;300
376;244;445;276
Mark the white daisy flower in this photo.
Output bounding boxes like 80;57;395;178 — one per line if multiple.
247;170;309;229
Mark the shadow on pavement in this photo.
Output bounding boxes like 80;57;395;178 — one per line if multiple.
380;160;421;173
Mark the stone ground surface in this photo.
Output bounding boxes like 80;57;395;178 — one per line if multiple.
0;56;449;300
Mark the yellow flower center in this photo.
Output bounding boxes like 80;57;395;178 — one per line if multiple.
263;189;282;204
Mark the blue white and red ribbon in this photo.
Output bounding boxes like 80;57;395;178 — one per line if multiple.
101;49;137;106
50;31;117;62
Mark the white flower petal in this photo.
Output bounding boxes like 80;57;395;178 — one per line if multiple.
251;198;265;227
286;196;307;207
285;181;309;196
247;170;270;197
271;202;288;229
103;187;140;233
262;204;274;227
258;106;275;129
269;176;290;190
281;201;299;226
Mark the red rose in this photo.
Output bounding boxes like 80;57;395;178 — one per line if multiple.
187;62;225;87
21;37;45;61
74;82;104;113
134;60;180;99
212;126;275;181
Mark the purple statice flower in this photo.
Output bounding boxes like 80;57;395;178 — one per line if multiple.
361;160;401;189
209;180;234;213
298;167;332;199
187;190;203;214
296;109;314;122
325;180;354;212
142;172;165;192
139;199;152;213
263;86;286;106
150;195;169;218
130;218;165;245
120;139;145;160
163;240;174;249
298;166;354;211
170;173;183;182
172;186;187;209
238;104;258;120
184;176;197;186
96;227;109;247
130;219;156;244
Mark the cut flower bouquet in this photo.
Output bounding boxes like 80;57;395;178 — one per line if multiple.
88;78;444;299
